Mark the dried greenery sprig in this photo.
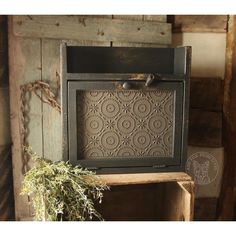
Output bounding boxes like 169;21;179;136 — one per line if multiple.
21;147;109;221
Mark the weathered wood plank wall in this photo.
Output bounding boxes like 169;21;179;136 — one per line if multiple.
170;15;227;220
9;15;171;220
0;15;15;221
13;16;171;44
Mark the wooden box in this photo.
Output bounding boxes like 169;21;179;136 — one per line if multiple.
95;172;194;221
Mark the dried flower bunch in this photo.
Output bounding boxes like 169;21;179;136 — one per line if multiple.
21;148;109;221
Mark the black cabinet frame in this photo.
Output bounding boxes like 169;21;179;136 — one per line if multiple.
61;44;191;173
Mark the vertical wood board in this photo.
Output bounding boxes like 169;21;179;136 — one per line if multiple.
161;181;194;221
112;15;168;47
218;15;236;220
42;39;62;161
8;16;43;220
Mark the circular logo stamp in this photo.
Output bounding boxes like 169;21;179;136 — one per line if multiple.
186;152;219;185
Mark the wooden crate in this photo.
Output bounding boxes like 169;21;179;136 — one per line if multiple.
96;172;194;221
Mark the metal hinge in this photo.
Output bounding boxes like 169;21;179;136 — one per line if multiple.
152;164;167;169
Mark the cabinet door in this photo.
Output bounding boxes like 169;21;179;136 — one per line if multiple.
67;78;184;172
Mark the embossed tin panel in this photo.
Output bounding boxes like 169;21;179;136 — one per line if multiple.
67;80;184;170
77;90;174;160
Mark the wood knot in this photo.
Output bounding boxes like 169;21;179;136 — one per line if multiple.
97;29;105;36
17;21;23;26
78;18;86;27
55;22;60;27
27;15;33;20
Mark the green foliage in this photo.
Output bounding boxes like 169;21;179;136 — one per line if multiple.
21;148;109;221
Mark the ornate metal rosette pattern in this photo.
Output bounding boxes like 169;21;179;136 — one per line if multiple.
77;90;174;160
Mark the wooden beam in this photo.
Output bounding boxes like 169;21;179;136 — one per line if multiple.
217;15;236;220
188;109;222;147
190;77;223;112
13;16;171;45
169;15;228;33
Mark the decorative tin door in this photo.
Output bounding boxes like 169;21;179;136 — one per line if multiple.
61;45;191;173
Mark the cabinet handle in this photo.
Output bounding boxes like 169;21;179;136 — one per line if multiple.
122;82;132;90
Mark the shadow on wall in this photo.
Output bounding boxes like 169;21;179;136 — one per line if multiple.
0;145;15;221
0;16;15;221
171;32;226;78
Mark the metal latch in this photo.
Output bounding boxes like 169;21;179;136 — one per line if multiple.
145;73;161;87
